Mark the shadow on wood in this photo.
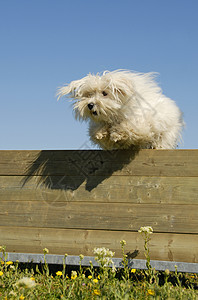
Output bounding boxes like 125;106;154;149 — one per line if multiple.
22;149;139;192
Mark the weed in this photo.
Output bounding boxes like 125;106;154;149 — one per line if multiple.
0;227;197;299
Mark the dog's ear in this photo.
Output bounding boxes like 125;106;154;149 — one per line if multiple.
103;70;136;101
57;78;85;100
115;87;128;98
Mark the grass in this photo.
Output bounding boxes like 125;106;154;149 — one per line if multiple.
0;227;197;299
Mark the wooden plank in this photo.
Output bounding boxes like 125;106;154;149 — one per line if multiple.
0;200;198;233
0;149;198;267
1;175;198;204
1;226;198;263
0;150;198;177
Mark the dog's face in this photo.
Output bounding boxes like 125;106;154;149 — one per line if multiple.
58;71;135;123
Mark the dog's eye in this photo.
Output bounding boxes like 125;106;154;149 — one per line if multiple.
102;91;108;96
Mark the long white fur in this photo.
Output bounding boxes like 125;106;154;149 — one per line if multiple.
57;70;184;149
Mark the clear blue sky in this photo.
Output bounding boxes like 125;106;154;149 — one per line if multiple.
1;0;197;150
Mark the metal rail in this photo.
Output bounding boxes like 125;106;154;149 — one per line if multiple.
2;252;198;273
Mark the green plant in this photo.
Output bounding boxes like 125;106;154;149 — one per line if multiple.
0;230;197;299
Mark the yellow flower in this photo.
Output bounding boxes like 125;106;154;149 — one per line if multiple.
165;269;170;276
43;248;49;254
93;289;101;296
56;271;63;276
93;278;98;283
19;295;25;300
147;289;155;296
71;270;77;280
131;268;136;273
88;275;92;279
0;271;3;276
98;275;100;279
6;261;13;265
120;240;126;246
30;277;35;281
79;254;84;260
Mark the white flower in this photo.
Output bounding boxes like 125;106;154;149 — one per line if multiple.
112;263;117;273
94;247;114;257
71;270;77;277
15;277;36;289
138;226;153;234
93;247;115;267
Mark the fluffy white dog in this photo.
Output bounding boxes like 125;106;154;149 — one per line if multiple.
58;70;184;149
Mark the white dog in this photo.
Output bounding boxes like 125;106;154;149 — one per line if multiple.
57;70;184;149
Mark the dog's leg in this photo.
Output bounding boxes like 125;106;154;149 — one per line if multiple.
110;130;128;143
89;122;109;140
109;121;155;148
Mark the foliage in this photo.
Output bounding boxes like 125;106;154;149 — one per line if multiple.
0;228;198;299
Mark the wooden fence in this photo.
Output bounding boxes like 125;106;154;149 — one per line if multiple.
0;150;198;272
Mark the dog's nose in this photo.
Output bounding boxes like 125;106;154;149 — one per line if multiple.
88;103;94;110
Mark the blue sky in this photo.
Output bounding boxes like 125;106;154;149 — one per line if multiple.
0;0;197;150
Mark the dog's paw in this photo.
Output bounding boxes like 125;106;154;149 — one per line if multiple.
110;132;123;142
95;133;103;140
95;131;108;140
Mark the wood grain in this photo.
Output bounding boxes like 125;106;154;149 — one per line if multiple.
1;226;198;263
0;150;198;176
0;150;198;264
0;200;197;233
0;175;198;204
